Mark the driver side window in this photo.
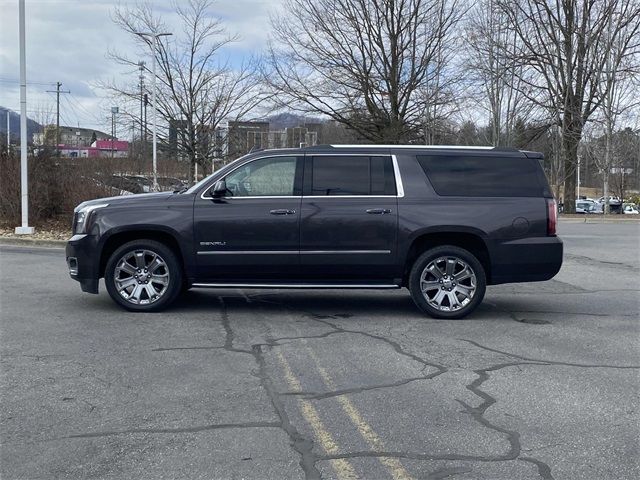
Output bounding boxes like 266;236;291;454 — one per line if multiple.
224;156;297;197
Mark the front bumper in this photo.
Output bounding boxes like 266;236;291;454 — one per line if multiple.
66;234;99;294
489;236;563;285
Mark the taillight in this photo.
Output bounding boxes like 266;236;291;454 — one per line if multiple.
547;198;557;236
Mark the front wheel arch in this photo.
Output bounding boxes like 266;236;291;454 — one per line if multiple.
99;229;185;279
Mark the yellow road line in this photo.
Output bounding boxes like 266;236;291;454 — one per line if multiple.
275;350;359;480
306;347;414;480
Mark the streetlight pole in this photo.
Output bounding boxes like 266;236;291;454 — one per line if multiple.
135;31;172;191
15;0;34;235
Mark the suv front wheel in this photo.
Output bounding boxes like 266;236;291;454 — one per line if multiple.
409;245;486;319
105;239;183;312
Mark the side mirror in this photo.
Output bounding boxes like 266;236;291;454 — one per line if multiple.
211;180;227;197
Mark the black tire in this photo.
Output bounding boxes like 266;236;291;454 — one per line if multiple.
104;239;183;312
408;245;486;319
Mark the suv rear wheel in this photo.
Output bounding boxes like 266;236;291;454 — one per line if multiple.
409;245;486;319
105;239;183;312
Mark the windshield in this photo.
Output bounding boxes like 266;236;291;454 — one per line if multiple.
184;153;253;194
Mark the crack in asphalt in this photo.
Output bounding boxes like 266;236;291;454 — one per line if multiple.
219;297;253;354
268;304;448;376
455;362;551;463
519;456;555;480
461;339;640;369
63;421;281;439
214;296;322;479
151;346;223;352
300;375;436;400
251;344;322;480
245;296;556;478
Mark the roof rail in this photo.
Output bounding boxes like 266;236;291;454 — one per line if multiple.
329;144;496;150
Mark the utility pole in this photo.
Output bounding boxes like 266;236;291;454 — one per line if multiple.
138;61;145;162
15;0;34;234
111;106;119;158
6;109;9;151
144;93;148;163
46;81;69;155
135;31;172;191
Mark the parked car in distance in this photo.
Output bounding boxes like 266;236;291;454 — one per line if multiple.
598;195;622;205
576;200;600;214
101;175;143;194
157;176;186;191
623;203;639;215
66;145;563;319
124;175;153;193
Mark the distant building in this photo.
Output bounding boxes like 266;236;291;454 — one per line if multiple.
168;119;189;157
33;126;112;148
52;139;129;158
225;121;270;158
218;120;320;159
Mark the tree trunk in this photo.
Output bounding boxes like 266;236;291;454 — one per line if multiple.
562;132;579;214
603;122;612;215
187;152;197;185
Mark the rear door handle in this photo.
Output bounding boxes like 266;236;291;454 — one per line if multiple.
366;208;391;215
270;209;296;215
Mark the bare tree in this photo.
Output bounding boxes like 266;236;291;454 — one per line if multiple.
595;13;640;213
107;0;265;183
265;0;464;143
465;0;534;146
497;0;640;213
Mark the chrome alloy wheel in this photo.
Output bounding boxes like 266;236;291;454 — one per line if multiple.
114;250;170;305
420;256;477;312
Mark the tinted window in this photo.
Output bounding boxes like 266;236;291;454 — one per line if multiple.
416;155;544;197
371;156;397;195
224;156;297;196
311;156;396;196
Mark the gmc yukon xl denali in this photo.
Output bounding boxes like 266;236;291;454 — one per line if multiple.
66;145;562;319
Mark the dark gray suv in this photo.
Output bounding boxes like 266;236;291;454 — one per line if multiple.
66;145;562;319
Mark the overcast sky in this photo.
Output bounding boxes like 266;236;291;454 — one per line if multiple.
0;0;277;133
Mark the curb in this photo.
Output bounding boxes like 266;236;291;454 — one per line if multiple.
559;216;640;224
0;237;67;249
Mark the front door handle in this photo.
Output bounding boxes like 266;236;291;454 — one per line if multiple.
366;208;391;215
270;209;296;215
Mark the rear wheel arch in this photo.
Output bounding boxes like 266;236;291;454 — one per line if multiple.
402;230;492;285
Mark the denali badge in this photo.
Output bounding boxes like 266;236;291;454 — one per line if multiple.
200;241;226;246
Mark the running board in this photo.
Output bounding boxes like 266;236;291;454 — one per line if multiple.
191;282;401;289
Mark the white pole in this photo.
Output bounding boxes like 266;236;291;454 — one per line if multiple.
6;110;9;150
151;34;158;192
15;0;34;235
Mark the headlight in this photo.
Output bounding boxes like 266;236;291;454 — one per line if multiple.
73;203;109;234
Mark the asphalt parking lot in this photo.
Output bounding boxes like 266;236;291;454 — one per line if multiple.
1;220;639;480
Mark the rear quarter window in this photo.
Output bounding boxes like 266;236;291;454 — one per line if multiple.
416;155;546;197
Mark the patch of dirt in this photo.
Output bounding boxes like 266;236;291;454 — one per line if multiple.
0;216;71;240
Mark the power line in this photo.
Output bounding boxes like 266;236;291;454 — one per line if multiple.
0;78;57;87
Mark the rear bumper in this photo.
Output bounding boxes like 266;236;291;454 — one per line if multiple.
489;236;563;285
66;234;99;294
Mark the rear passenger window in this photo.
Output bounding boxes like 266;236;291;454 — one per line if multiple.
311;156;396;196
416;155;544;197
371;156;397;195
